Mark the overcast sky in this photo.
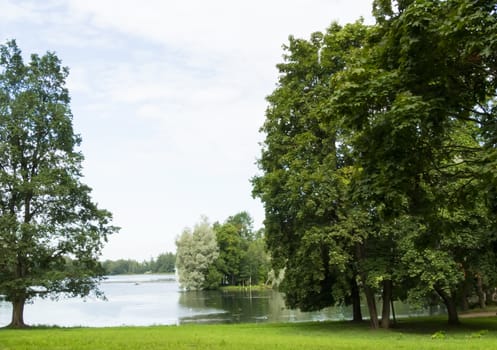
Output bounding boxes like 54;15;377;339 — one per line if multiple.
1;0;374;260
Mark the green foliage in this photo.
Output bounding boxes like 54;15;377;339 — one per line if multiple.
244;235;271;285
0;40;118;327
153;252;176;273
213;212;270;287
174;212;270;290
253;0;497;328
101;259;148;275
253;20;379;318
101;252;176;275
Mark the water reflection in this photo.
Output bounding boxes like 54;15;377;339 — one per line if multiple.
0;274;445;327
176;289;431;324
178;289;280;323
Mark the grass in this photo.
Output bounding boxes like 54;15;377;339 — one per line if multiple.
219;284;272;292
1;316;497;350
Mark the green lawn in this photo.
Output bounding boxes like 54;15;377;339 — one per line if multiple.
1;316;497;350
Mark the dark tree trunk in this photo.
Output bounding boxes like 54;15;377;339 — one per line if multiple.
446;299;460;325
476;274;486;309
364;285;379;329
381;279;392;329
351;277;363;322
391;299;397;325
460;278;471;311
8;296;27;328
355;243;379;328
461;296;469;311
436;287;460;325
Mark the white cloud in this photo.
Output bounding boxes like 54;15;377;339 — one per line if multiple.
2;0;375;260
66;0;373;51
0;0;41;22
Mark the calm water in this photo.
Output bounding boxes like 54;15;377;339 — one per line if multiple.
0;274;440;327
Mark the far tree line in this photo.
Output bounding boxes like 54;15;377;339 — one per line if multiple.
101;252;176;275
175;212;271;290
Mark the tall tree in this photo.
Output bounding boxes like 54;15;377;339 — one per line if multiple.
213;211;257;286
213;217;245;286
253;21;371;323
175;216;219;290
335;0;497;325
0;40;118;328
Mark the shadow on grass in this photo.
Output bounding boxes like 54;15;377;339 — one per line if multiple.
390;316;497;334
259;316;497;337
3;315;497;337
1;324;87;330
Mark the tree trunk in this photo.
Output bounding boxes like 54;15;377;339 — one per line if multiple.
364;285;379;329
381;279;392;329
391;299;397;325
351;277;362;322
446;298;459;325
8;296;27;328
461;296;469;311
460;279;471;311
436;287;459;325
476;274;486;309
355;243;379;328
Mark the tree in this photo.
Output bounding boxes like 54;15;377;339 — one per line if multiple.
0;40;118;328
254;0;497;328
213;218;244;286
175;216;219;290
337;0;497;325
244;232;271;285
213;211;255;286
253;21;371;324
153;252;176;273
343;0;497;326
212;212;270;287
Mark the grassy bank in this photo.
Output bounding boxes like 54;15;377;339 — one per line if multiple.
219;284;271;292
1;316;497;350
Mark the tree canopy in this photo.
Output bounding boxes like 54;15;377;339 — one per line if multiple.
0;40;118;328
212;212;269;288
253;0;497;328
175;216;220;290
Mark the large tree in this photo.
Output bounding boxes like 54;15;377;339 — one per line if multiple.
253;21;371;324
0;40;118;328
336;0;497;325
254;0;497;328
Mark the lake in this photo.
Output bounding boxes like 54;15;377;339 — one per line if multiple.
0;274;441;327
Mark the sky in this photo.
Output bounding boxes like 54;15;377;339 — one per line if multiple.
0;0;374;260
